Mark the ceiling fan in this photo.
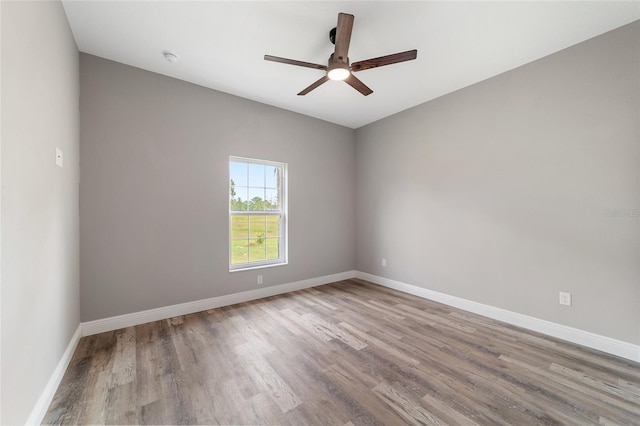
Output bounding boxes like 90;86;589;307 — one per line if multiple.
264;13;417;96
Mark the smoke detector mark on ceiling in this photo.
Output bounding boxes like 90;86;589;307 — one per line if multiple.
163;51;179;63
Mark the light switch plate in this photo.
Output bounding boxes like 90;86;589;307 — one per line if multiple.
56;147;64;168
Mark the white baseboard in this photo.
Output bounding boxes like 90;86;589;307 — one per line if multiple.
28;271;355;424
26;269;638;425
82;270;357;336
26;324;82;425
356;271;640;363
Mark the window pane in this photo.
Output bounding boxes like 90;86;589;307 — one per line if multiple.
266;215;279;237
249;216;266;239
266;237;279;260
230;157;286;270
248;163;265;187
248;187;265;211
231;216;249;240
231;240;249;265
249;238;266;261
265;188;279;210
231;186;248;211
265;165;278;189
230;162;248;186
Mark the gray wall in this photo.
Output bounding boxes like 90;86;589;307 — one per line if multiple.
1;1;80;424
80;54;356;321
356;21;640;345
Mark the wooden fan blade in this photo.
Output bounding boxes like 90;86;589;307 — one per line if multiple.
334;13;354;63
264;55;327;70
344;74;373;96
351;49;417;72
298;75;330;96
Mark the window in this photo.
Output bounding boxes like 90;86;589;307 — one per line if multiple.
229;157;287;271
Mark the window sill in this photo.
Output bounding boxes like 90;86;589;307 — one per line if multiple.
229;261;288;273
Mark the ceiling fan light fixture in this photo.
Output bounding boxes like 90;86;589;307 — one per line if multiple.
327;67;350;81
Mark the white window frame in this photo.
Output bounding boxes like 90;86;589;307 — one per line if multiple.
229;156;288;272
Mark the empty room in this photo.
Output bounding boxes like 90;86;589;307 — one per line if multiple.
2;1;639;424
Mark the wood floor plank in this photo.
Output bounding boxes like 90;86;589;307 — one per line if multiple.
44;279;640;425
500;354;640;424
104;381;137;425
549;362;640;404
323;362;393;423
373;380;447;425
138;399;168;425
111;327;136;387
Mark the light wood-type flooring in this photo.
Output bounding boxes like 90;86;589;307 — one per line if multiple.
44;279;640;425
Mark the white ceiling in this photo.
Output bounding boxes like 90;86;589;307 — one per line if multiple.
62;1;640;129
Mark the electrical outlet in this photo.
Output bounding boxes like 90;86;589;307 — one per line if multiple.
257;275;263;285
381;258;387;267
559;292;571;306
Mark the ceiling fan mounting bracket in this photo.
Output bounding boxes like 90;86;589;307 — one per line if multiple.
329;27;337;45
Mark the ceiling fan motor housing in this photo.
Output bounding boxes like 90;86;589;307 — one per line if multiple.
327;54;350;80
